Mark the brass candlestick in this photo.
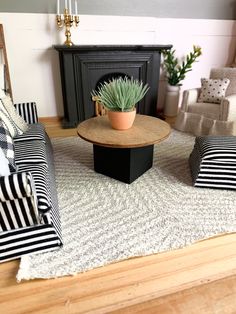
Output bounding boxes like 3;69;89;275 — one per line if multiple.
56;8;79;46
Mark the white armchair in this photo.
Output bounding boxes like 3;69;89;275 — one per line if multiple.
175;68;236;136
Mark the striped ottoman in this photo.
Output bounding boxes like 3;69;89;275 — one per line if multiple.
189;136;236;190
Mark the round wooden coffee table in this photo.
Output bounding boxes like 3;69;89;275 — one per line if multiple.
77;114;171;183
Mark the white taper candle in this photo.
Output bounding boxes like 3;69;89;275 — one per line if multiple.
75;0;78;15
57;0;60;14
69;0;72;14
64;0;67;9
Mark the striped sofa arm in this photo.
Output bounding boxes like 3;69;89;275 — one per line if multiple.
14;102;38;124
0;172;40;232
0;172;35;201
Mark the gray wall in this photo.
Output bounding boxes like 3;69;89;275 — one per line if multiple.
0;0;236;20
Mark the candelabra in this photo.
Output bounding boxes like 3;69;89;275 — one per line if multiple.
56;8;79;46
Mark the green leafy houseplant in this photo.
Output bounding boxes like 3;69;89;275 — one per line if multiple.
91;77;149;112
162;45;202;86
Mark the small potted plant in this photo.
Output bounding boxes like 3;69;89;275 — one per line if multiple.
91;77;149;130
162;45;202;116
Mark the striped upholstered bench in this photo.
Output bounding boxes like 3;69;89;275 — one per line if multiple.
189;136;236;190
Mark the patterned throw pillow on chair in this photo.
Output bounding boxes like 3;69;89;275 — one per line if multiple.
198;78;230;104
0;120;16;172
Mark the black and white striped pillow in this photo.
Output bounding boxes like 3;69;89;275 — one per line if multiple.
0;120;16;172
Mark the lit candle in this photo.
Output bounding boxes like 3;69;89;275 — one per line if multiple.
57;0;60;14
75;0;78;15
69;0;72;14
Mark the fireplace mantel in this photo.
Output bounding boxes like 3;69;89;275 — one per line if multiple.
54;44;172;128
54;44;172;52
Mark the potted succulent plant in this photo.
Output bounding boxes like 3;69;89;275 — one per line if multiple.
91;77;149;130
162;45;202;116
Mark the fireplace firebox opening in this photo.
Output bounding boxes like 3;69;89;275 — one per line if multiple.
95;72;131;91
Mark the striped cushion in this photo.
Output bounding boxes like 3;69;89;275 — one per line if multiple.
14;102;38;124
17;164;51;213
0;172;34;202
189;136;236;190
15;140;47;165
14;123;46;143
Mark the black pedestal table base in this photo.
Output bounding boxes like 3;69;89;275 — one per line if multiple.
93;144;154;184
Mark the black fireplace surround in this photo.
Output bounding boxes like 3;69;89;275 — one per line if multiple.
54;45;172;128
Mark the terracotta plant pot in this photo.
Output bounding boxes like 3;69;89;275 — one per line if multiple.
107;109;136;130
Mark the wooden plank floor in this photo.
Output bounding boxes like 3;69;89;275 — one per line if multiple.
1;234;236;314
0;117;236;314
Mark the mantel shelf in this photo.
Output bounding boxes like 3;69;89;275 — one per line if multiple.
53;44;172;52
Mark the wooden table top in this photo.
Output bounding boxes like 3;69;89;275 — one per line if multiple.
77;114;171;148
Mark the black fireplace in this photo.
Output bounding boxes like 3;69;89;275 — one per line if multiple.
54;45;172;128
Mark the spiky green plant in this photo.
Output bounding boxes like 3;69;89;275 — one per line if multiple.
91;77;149;112
162;45;202;86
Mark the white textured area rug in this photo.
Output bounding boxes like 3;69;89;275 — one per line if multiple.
17;130;236;280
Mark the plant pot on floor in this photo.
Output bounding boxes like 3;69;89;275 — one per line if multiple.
164;84;180;117
108;109;136;130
